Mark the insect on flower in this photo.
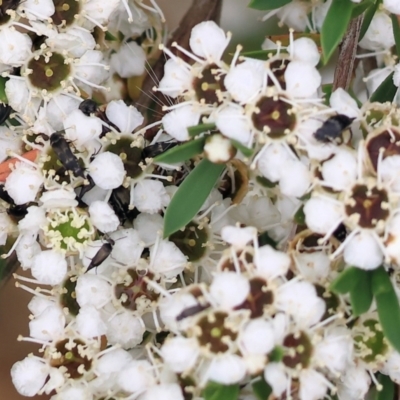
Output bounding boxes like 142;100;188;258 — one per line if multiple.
79;99;99;116
314;114;355;143
50;131;85;179
142;141;177;159
0;104;11;125
86;235;115;273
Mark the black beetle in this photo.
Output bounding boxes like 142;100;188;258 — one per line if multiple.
314;115;355;143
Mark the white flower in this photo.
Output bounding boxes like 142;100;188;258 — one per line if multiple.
111;41;146;78
89;201;120;233
162;105;201;141
224;59;264;103
330;88;360;119
257;143;293;182
0;127;22;163
5;163;43;205
320;148;358;191
75;306;107;338
89;152;126;190
215;104;251;145
105;100;144;133
138;384;184;400
255;245;290;279
276;1;311;31
161;337;199;373
221;225;257;248
0;28;32;66
117;360;156;394
31;250;67;285
132;180;170;214
189;21;230;63
343;231;383;270
304;197;343;234
210;272;250;309
11;357;49;397
239;319;275;355
206;354;247;384
279;159;310;198
29;304;65;340
134;213;164;246
359;11;395;51
337;365;371;400
106;311;145;349
75;274;112;308
383;0;400;14
110;228;144;265
64;109;102;151
299;369;328;400
158;58;193;98
277;281;325;327
149;240;187;278
264;362;286;398
291;37;320;66
284;61;321;98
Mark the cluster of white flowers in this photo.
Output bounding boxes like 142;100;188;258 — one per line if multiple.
2;0;400;399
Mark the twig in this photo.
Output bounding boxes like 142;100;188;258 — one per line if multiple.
136;0;223;136
332;15;364;91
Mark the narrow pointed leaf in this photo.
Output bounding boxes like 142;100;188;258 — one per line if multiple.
153;137;206;164
330;266;361;294
349;269;373;316
294;206;306;225
369;72;396;103
187;123;216;137
163;159;225;237
360;0;379;40
351;0;374;18
321;0;353;64
203;382;240;400
376;373;395;400
248;0;291;10
372;266;400;353
252;376;272;400
391;14;400;56
258;231;277;249
0;77;8;103
230;139;253;157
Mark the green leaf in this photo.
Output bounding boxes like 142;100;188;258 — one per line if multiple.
153;137;206;164
258;231;278;249
351;0;373;18
321;0;353;64
163;159;225;237
294;206;305;225
376;373;395;400
252;376;272;400
247;0;291;10
330;266;361;294
391;14;400;56
360;0;380;40
349;269;373;316
322;84;333;106
369;72;396;103
239;49;282;60
203;382;240;400
256;176;277;188
187;123;216;137
0;249;19;290
230;139;253;157
372;266;400;353
0;77;8;104
105;31;118;41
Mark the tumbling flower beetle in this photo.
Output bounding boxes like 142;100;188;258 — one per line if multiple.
142;141;177;159
0;104;11;125
314;114;355;143
79;99;98;116
86;235;115;272
50;131;85;179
